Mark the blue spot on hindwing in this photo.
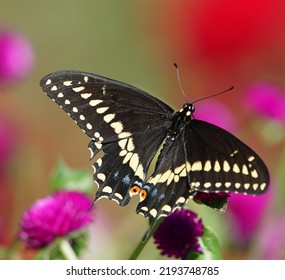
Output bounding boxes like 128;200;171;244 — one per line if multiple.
113;171;119;180
134;180;142;188
143;185;151;191
122;174;131;186
151;188;158;197
158;193;165;201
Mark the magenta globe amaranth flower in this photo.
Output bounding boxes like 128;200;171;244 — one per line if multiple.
154;209;204;259
19;191;94;248
0;29;34;83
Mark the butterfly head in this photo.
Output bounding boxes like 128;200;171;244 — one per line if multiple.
182;103;195;118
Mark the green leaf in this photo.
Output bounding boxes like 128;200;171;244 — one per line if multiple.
194;226;221;260
49;159;94;195
186;250;201;260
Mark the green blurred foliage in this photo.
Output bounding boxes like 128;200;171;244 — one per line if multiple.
49;159;94;195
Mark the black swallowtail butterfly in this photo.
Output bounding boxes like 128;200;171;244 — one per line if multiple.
40;70;269;231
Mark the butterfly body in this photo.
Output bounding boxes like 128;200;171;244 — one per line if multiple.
40;70;269;226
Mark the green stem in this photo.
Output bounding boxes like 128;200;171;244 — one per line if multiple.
59;239;78;260
129;235;149;260
129;218;163;260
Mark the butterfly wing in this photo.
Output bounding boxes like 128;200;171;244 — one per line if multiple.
137;128;190;220
185;120;269;194
40;70;174;205
137;119;269;221
41;70;270;235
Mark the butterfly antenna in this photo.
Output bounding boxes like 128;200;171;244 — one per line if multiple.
174;63;188;103
192;86;234;104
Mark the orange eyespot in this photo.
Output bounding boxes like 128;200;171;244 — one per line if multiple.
129;185;141;197
139;189;147;201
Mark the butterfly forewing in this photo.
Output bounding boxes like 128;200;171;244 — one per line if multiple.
40;71;173;140
40;70;174;205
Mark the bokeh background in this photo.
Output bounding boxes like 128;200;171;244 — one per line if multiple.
1;0;285;259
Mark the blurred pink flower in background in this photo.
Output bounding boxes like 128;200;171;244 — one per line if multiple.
227;189;271;244
258;216;285;259
0;29;34;83
244;82;285;122
194;100;236;132
19;191;94;248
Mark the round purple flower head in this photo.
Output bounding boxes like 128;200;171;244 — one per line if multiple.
154;209;204;259
19;191;93;248
194;192;230;204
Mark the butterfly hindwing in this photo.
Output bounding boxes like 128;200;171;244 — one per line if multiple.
137;128;191;219
136;117;269;221
91;118;172;205
185;120;269;194
40;71;174;205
